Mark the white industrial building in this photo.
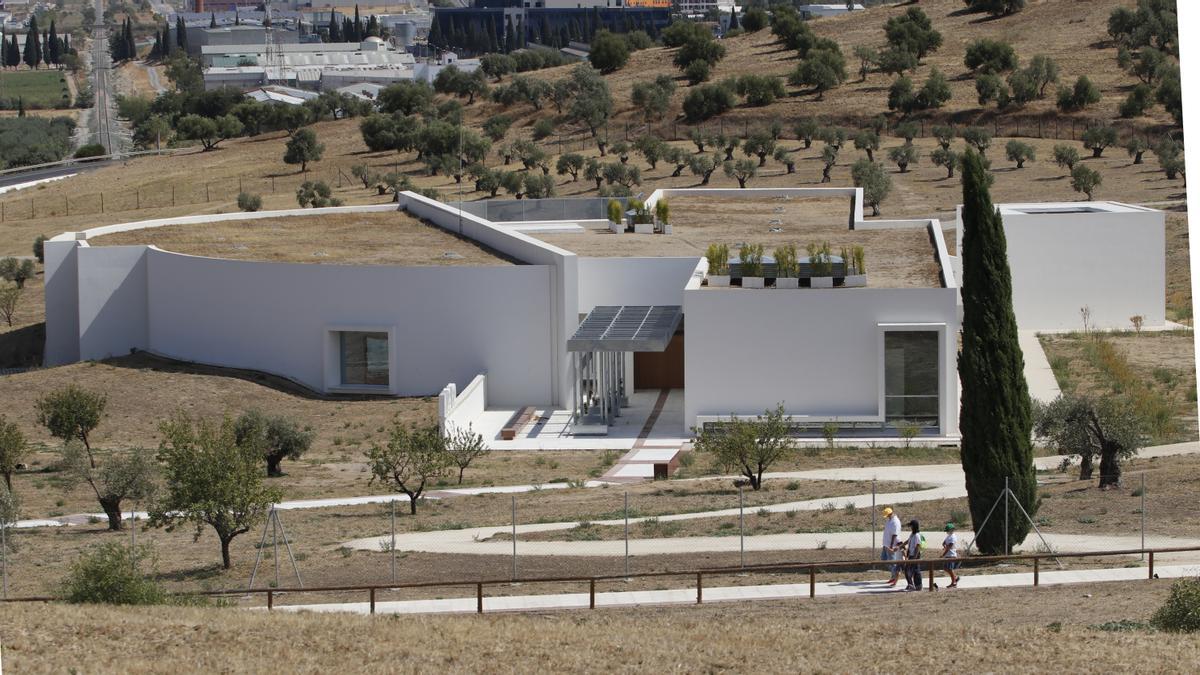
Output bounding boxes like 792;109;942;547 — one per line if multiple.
42;190;1165;444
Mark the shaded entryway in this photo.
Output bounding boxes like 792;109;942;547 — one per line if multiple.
568;305;683;435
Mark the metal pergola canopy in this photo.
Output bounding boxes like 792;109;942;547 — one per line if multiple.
568;305;682;353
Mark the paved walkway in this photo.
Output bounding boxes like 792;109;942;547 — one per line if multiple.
342;442;1200;556
1020;331;1062;404
265;563;1200;617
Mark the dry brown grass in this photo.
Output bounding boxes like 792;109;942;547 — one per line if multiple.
90;211;515;266
1039;331;1198;440
506;0;1172;129
2;581;1199;673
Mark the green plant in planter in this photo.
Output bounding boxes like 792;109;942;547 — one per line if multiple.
806;242;833;277
606;199;624;225
774;244;798;278
852;245;866;275
706;243;730;275
655;199;670;225
739;243;764;277
628;198;653;224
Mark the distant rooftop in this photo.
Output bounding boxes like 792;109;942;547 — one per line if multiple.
997;201;1158;216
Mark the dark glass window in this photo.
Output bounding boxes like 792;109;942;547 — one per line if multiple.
884;331;939;426
340;332;389;387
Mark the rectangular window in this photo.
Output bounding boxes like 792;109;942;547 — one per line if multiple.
339;331;389;387
884;331;939;426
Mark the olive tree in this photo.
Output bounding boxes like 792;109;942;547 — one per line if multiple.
556;153;585;181
234;410;315;478
851;159;892;216
931;147;961;178
1005;140;1035;168
62;443;157;531
723;158;757;188
1034;394;1145;487
283;128;324;173
962;127;992;155
1082;125;1118;158
445;425;490;485
36;385;107;467
150;414;281;569
1125;138;1150;164
365;421;451;514
0;417;27;491
1071;164;1102;201
692;404;792;490
688;154;719;185
742;130;776;167
854;130;880;161
888;144;918;173
1053;144;1080;171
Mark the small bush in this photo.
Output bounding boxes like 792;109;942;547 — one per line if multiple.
1151;577;1200;632
60;542;168;605
236;191;263;212
74;143;108;159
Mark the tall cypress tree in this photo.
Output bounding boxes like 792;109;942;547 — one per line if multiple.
48;20;59;65
729;9;740;30
428;17;443;50
328;13;341;43
176;17;187;52
210;12;217;28
353;5;363;42
958;149;1037;556
23;17;39;69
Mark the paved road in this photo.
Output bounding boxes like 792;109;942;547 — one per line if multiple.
89;0;128;156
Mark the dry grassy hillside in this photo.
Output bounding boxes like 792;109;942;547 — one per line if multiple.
2;583;1199;673
473;0;1171;131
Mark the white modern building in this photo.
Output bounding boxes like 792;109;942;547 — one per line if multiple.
42;190;1165;443
954;201;1166;332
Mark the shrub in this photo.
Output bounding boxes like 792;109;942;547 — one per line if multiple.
1120;84;1154;119
589;30;630;74
682;83;735;122
236;192;262;212
33;235;46;264
742;8;768;32
790;47;847;100
964;39;1018;74
734;74;786;107
532;117;555;141
884;8;942;61
60;542;168;605
1056;76;1101;112
684;59;711;85
0;257;34;289
1151;577;1200;633
295;180;342;208
964;0;1026;17
73;142;107;159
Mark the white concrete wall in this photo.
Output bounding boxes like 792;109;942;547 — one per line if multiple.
42;239;82;366
683;287;959;436
577;257;704;314
956;205;1166;331
144;249;556;406
440;373;487;434
76;245;149;361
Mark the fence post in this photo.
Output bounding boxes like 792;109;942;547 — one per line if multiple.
696;572;702;604
206;184;210;202
738;485;745;569
477;582;484;613
369;587;376;614
809;566;815;598
1;521;7;600
927;561;934;591
624;491;630;577
100;192;104;213
172;184;176;207
267;589;273;611
871;480;876;553
589;579;596;609
1034;557;1039;586
511;495;517;581
1004;477;1010;555
136;189;140;210
1140;473;1146;560
1149;551;1155;579
391;499;397;583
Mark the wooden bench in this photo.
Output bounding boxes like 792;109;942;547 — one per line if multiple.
501;406;537;440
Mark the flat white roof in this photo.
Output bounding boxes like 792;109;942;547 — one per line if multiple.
997;202;1158;216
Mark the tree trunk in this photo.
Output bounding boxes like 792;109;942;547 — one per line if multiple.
99;496;124;531
1078;452;1095;480
737;178;746;188
866;149;874;162
458;467;465;484
408;492;419;515
673;166;684;177
220;534;233;569
1092;147;1103;158
871;204;880;216
2;471;11;491
1098;442;1122;488
267;453;284;478
803;140;812;149
786;164;795;174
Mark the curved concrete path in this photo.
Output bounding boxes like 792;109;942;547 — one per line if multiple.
341;442;1200;557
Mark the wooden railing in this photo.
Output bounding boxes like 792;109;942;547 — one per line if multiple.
3;546;1195;613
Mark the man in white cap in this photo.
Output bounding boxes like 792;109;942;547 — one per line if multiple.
881;506;902;586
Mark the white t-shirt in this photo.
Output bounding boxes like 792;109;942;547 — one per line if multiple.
943;532;958;557
882;515;901;548
906;533;922;558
